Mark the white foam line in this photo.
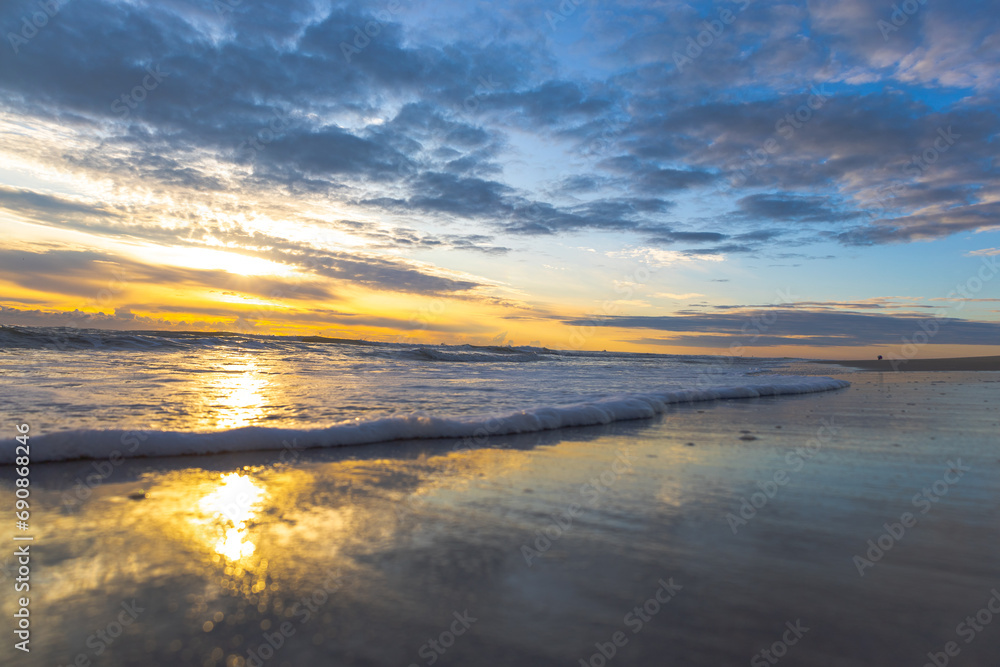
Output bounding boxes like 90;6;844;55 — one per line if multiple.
5;378;850;464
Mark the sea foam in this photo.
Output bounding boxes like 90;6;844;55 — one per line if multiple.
6;377;849;464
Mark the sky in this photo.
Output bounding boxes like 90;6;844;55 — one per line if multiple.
1;0;998;358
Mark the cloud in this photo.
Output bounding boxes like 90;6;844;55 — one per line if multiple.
0;246;337;302
564;309;1000;346
487;80;614;125
599;156;717;193
2;0;995;263
608;247;725;265
651;292;704;300
838;201;1000;245
0;186;120;222
734;194;859;222
0;305;199;330
1;0;999;340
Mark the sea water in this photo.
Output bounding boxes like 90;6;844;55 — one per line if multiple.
0;326;848;463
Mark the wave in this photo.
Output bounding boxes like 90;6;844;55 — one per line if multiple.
0;327;797;370
5;377;850;464
0;326;284;351
386;347;546;362
0;327;548;360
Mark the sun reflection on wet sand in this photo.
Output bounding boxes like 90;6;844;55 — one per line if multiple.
197;472;266;561
9;377;1000;667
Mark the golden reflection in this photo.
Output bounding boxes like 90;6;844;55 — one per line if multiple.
209;356;269;430
197;472;266;562
35;441;559;618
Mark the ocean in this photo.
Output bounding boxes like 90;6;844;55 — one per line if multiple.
0;326;848;463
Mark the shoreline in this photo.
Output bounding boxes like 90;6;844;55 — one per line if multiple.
814;354;1000;372
2;371;998;666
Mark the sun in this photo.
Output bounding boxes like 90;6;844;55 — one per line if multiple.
135;244;295;276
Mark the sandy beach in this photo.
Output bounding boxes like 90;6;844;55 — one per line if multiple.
2;370;999;667
4;0;1000;664
817;355;1000;372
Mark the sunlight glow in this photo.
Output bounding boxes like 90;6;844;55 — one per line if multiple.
137;245;295;276
198;472;266;561
210;357;269;430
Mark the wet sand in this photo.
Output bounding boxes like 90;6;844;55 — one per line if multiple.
817;355;1000;372
3;371;1000;666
